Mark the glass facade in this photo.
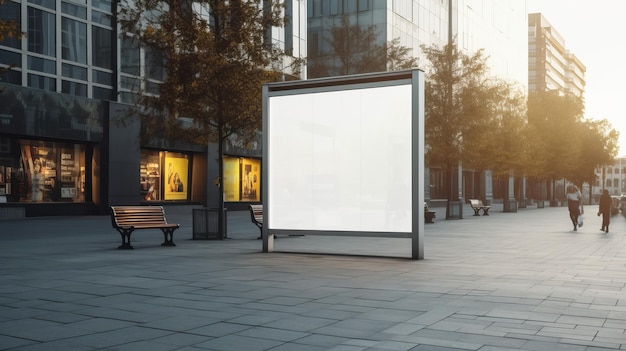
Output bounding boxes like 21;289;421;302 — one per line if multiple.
1;0;115;98
308;0;527;88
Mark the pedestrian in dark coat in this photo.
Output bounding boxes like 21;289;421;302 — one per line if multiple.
598;189;612;233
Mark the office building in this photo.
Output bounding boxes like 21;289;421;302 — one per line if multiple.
0;0;306;218
528;13;586;96
308;0;527;85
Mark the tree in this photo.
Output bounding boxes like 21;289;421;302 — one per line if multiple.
422;43;519;215
0;0;24;81
474;87;529;177
527;90;584;202
567;119;618;199
308;15;419;78
527;90;618;203
385;37;420;72
118;0;293;237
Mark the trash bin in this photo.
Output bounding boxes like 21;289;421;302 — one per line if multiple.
192;208;227;240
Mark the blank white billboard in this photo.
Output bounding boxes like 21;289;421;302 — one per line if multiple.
266;81;413;233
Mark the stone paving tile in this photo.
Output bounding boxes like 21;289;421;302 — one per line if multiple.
555;314;606;326
387;333;483;350
187;321;252;338
381;322;426;335
0;335;37;350
194;334;283;351
236;326;309;342
521;339;588;351
67;317;135;332
57;326;173;349
107;340;181;351
558;337;622;350
268;343;328;351
151;332;213;348
264;315;338;331
292;333;350;348
143;315;224;332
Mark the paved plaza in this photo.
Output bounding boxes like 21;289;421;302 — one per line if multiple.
1;203;626;350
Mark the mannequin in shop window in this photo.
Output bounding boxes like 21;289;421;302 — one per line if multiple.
144;179;157;201
170;172;184;192
31;159;44;202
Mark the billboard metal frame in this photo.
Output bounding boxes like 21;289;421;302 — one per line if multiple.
261;70;425;259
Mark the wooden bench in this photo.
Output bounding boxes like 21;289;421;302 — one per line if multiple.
249;204;284;239
110;206;180;249
249;204;264;239
424;202;436;223
469;199;490;216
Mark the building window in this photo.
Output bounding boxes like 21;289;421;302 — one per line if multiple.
61;80;87;96
0;0;21;49
61;1;87;19
0;49;21;68
28;56;56;74
28;0;56;10
93;86;113;100
61;17;87;64
145;46;165;81
93;70;112;85
28;73;56;91
62;63;87;79
28;7;56;57
121;36;140;75
92;26;112;69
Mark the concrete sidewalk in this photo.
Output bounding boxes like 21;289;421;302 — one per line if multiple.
1;204;626;350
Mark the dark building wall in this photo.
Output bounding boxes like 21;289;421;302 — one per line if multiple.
107;103;141;206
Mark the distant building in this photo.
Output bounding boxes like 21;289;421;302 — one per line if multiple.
594;158;626;201
528;13;586;96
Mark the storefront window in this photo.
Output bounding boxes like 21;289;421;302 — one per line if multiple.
140;150;189;202
0;139;86;203
223;156;261;202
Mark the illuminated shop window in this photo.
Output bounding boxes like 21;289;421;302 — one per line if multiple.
140;150;189;202
223;156;261;202
5;140;87;203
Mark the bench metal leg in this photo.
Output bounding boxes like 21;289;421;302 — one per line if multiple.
472;208;481;216
482;208;490;216
160;228;176;246
116;228;134;249
425;211;436;223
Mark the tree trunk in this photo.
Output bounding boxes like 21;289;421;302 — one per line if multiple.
217;132;225;239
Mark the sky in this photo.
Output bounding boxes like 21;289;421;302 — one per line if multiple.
526;0;626;156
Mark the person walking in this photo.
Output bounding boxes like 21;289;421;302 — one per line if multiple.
566;184;584;231
598;189;611;233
